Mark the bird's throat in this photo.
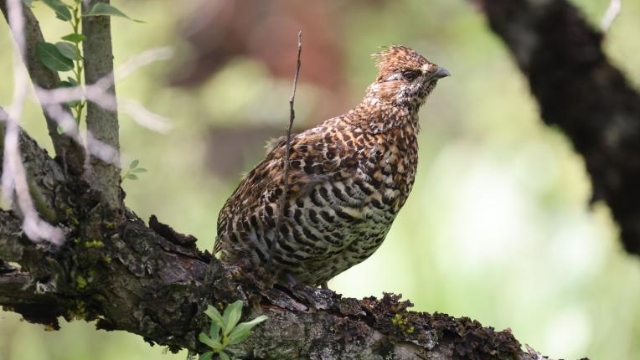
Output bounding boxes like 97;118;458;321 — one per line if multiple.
346;100;421;135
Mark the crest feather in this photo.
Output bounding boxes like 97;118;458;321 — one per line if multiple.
372;45;429;77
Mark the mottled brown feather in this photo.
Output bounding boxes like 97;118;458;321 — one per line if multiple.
214;46;448;286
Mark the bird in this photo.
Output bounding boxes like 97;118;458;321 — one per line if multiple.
214;45;449;287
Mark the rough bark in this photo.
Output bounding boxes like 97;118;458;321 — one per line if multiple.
0;206;538;360
82;0;122;212
476;0;640;255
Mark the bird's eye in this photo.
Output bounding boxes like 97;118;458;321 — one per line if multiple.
401;70;419;81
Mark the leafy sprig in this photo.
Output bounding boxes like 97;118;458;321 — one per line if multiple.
198;301;268;360
121;159;147;181
28;0;140;124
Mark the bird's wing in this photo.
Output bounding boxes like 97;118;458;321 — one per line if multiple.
214;121;362;252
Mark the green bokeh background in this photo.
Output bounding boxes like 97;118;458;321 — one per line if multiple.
1;1;640;359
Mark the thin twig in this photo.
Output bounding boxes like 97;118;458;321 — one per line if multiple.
601;0;621;33
268;31;302;268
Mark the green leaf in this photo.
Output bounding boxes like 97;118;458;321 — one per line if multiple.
198;332;223;351
131;168;147;173
66;76;79;86
243;314;268;327
55;42;81;61
208;321;221;339
222;301;243;336
58;80;80;105
22;0;35;7
41;0;72;21
61;33;87;43
126;174;138;180
83;3;144;22
198;352;213;360
226;326;249;346
36;42;74;72
226;315;268;345
129;159;139;169
204;305;225;328
218;352;230;360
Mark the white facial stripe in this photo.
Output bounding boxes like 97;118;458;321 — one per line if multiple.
384;73;403;81
420;64;430;73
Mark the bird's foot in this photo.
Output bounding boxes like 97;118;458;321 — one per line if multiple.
269;273;337;310
290;283;337;311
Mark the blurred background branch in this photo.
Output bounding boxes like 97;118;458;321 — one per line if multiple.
477;0;640;256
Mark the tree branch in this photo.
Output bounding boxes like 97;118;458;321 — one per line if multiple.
0;211;24;262
0;0;86;176
476;0;640;256
0;209;557;359
81;0;122;212
0;120;74;224
0;105;76;245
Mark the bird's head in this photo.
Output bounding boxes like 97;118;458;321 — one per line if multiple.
367;45;449;111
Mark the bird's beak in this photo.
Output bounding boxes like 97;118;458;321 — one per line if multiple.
428;66;450;81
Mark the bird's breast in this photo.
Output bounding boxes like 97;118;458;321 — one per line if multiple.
357;132;418;214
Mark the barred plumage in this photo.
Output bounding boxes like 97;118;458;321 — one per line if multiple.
214;46;449;286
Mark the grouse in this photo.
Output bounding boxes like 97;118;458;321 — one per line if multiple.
214;46;449;286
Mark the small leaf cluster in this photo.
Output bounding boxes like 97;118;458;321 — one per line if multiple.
391;313;414;334
198;301;268;360
121;159;147;181
26;0;140;124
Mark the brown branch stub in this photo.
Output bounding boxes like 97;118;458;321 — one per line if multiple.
81;0;122;212
478;0;640;256
149;215;198;247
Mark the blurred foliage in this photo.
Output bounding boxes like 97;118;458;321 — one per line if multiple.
1;0;640;359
